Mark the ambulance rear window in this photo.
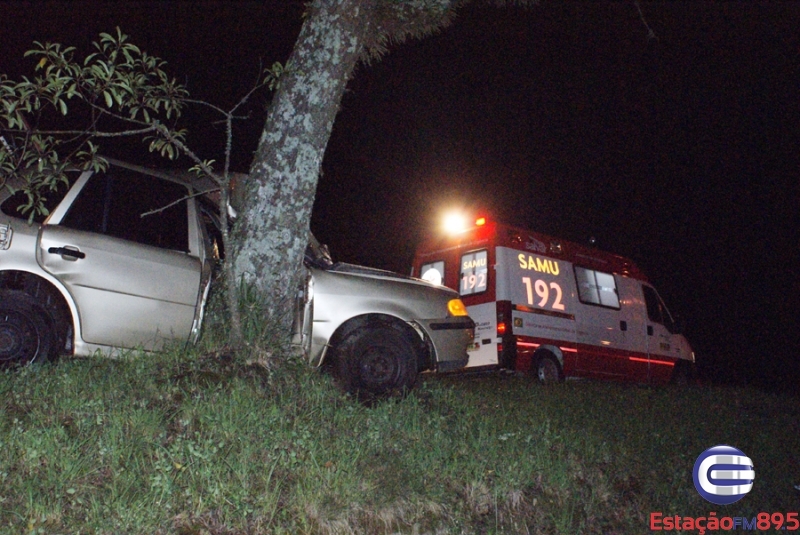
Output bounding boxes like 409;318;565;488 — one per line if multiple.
575;267;620;309
460;249;488;296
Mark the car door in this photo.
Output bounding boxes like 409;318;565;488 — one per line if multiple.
39;165;202;350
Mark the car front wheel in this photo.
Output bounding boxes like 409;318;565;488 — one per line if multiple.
0;290;56;366
334;323;418;401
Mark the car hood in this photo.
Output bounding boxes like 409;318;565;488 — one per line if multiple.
328;262;451;290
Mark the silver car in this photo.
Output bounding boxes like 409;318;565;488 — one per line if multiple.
1;159;474;399
0;159;216;363
293;235;474;398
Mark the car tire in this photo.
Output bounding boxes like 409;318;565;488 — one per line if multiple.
334;323;418;400
534;353;563;385
0;290;56;366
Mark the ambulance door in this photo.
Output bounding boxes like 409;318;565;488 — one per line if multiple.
457;248;497;368
642;285;681;382
420;249;497;368
616;277;652;382
499;248;577;374
572;267;628;378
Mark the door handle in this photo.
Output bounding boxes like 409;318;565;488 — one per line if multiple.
48;246;86;260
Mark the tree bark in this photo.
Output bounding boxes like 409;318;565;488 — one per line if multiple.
232;0;372;339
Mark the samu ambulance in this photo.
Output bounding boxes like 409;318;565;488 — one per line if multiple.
411;217;696;384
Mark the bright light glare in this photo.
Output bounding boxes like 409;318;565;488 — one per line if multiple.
443;213;467;234
421;268;442;286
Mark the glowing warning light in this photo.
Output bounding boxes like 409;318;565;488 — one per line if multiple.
443;212;468;234
475;217;487;226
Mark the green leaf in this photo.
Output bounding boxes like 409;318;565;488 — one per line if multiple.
58;99;67;115
103;90;112;108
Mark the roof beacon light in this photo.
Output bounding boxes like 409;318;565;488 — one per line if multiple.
444;212;468;234
475;217;486;227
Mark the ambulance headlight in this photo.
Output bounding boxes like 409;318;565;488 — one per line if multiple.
447;299;469;317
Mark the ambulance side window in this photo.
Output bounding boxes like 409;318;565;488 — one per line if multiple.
575;267;620;309
460;249;488;296
420;260;445;287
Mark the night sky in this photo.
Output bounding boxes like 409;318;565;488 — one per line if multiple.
2;2;798;388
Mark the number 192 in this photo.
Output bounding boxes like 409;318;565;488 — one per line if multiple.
522;277;565;311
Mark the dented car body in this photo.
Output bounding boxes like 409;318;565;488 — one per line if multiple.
293;238;474;396
0;159;216;361
1;159;473;397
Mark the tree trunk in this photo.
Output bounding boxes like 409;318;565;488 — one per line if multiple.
232;0;371;341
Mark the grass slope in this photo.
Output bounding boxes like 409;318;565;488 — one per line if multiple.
1;350;798;534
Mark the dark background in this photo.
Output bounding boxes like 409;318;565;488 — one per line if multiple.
2;1;798;388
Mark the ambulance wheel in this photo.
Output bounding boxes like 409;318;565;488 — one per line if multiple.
670;360;695;386
534;354;563;384
334;323;418;401
0;290;56;366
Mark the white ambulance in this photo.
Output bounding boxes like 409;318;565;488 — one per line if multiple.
411;217;696;384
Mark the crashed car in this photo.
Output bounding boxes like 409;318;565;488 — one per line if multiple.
293;235;474;397
0;158;217;362
0;158;473;397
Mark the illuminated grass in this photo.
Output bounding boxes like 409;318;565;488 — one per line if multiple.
0;351;797;534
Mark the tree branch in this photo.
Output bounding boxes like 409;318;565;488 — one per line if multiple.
8;125;159;137
633;1;657;40
138;186;221;217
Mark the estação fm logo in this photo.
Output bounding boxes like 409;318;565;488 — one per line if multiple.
693;445;755;505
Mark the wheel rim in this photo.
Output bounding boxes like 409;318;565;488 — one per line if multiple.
0;312;42;364
537;358;559;384
358;345;400;388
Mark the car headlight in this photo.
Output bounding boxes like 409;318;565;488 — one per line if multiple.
447;298;468;317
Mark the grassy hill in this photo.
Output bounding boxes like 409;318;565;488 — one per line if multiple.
1;349;798;534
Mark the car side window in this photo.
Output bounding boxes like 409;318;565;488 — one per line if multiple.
60;167;189;252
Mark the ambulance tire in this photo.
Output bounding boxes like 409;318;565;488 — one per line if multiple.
534;353;564;385
334;323;418;401
670;360;696;386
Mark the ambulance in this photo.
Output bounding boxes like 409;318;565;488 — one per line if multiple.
411;216;696;384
